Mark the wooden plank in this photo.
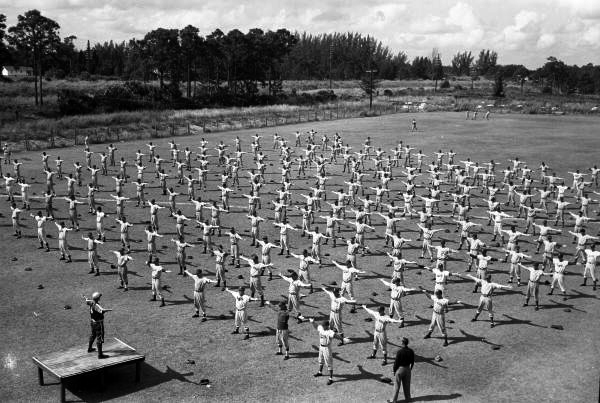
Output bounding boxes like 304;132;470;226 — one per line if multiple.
32;338;144;379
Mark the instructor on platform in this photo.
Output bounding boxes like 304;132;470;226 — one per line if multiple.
84;292;112;359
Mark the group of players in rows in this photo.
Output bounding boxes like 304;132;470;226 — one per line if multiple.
2;128;599;384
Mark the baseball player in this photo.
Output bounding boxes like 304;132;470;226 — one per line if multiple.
582;245;600;290
363;305;403;365
379;278;417;327
185;269;216;320
82;232;104;276
519;263;552;310
112;249;133;291
309;318;344;385
149;257;170;307
463;274;512;327
280;271;311;323
212;245;228;290
504;245;531;285
322;286;356;345
55;221;72;262
257;237;280;281
172;238;194;275
115;217;133;252
421;289;454;347
31;211;51;251
226;287;259;340
332;260;365;313
228;228;243;268
240;254;271;306
548;253;571;299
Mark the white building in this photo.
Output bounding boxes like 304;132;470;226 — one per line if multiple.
1;66;34;78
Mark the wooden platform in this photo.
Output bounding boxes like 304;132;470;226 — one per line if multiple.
32;338;145;402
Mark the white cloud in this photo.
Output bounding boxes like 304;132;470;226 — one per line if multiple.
499;10;542;50
536;33;556;49
0;0;598;67
581;25;600;45
557;0;600;19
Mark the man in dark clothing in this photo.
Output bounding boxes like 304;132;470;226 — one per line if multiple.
84;292;112;359
265;300;290;359
391;337;414;402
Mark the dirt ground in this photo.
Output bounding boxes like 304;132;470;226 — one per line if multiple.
0;111;598;402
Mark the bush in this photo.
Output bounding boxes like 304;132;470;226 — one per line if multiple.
383;89;393;97
57;89;97;115
542;87;552;94
440;80;450;89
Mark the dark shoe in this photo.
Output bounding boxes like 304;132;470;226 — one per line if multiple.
192;313;199;318
327;379;333;385
313;372;322;377
424;333;431;339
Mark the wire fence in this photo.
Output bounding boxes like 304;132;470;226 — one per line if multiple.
7;102;412;152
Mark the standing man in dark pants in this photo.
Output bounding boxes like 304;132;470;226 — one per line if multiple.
84;292;112;359
391;337;414;402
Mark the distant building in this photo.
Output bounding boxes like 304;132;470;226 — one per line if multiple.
1;66;34;77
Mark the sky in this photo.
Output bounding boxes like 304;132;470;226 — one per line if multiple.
1;0;599;68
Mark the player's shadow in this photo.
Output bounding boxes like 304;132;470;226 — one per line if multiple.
252;326;275;338
543;299;586;313
415;354;448;369
166;294;194;306
289;347;318;359
404;315;430;327
64;363;198;402
334;364;388;384
346;330;373;345
565;290;597;300
410;393;463;401
494;314;547;329
446;329;502;347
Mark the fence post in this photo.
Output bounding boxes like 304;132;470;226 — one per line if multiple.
265;115;268;127
187;122;190;136
203;120;206;133
155;123;158;138
298;110;300;123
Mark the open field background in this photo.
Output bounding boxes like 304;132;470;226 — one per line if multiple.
0;112;599;402
1;78;599;156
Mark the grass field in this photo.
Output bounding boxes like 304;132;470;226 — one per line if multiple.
0;112;599;403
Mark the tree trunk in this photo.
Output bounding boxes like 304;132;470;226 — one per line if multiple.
187;61;191;98
33;53;39;106
39;57;43;106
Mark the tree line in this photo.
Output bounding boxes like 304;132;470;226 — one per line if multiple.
1;9;600;107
